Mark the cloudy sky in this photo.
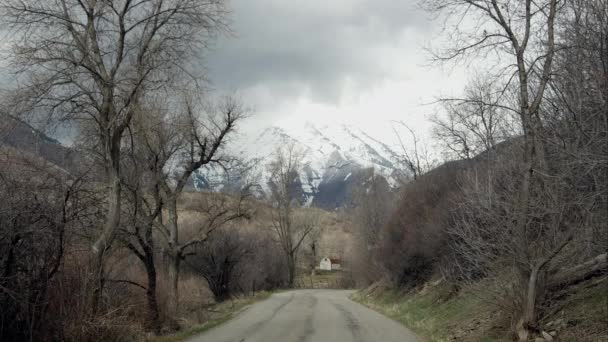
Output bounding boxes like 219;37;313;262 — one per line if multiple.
205;0;469;144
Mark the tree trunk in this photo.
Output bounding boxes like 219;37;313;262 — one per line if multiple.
166;196;181;314
89;250;105;315
513;107;546;341
167;251;181;315
287;253;296;287
548;253;607;290
144;256;161;334
516;266;541;341
90;164;122;314
311;242;317;276
130;224;161;334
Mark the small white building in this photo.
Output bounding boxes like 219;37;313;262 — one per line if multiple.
319;257;342;271
320;257;332;271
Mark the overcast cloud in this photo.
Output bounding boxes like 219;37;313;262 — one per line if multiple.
208;0;428;99
205;0;469;142
0;0;469;147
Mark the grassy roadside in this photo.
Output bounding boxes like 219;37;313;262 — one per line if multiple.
544;281;608;341
352;279;607;342
148;291;272;342
351;281;509;342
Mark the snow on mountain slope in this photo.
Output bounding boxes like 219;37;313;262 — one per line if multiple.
193;121;409;209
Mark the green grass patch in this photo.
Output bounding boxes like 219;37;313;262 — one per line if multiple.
352;283;507;342
353;279;608;342
148;291;272;342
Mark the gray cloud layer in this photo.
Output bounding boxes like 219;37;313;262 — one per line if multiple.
206;0;431;104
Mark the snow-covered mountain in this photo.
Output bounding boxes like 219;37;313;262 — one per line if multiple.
193;122;409;209
1;117;406;209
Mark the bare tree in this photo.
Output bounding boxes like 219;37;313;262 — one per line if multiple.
348;169;394;286
153;94;250;314
185;227;252;302
444;140;606;327
549;0;608;258
118;105;172;333
431;77;516;160
352;169;393;251
0;145;92;340
267;144;316;287
423;1;563;338
236;230;288;293
0;0;230;312
299;210;322;276
392;121;434;181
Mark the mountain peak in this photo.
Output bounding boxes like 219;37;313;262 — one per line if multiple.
196;122;410;209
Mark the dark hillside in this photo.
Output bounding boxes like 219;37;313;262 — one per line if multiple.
0;117;85;174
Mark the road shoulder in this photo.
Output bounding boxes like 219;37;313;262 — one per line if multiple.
147;291;272;342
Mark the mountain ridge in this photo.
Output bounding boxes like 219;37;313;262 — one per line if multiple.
194;121;409;209
0;117;407;210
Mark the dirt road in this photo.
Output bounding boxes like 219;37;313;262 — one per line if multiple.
188;289;419;342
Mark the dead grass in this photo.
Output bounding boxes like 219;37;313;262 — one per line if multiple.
173;273;216;325
295;269;353;289
44;190;351;341
541;279;608;342
49;247;149;342
179;191;355;261
148;291;272;342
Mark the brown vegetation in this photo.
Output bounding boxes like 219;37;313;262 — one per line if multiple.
350;1;608;340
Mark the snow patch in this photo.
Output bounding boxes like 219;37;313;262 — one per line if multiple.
198;121;411;207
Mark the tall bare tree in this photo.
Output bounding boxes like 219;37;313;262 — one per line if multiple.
0;0;230;311
431;77;516;160
351;170;392;251
299;210;322;276
118;104;172;333
348;169;394;286
267;144;316;287
392;121;434;181
155;94;250;314
423;0;562;339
